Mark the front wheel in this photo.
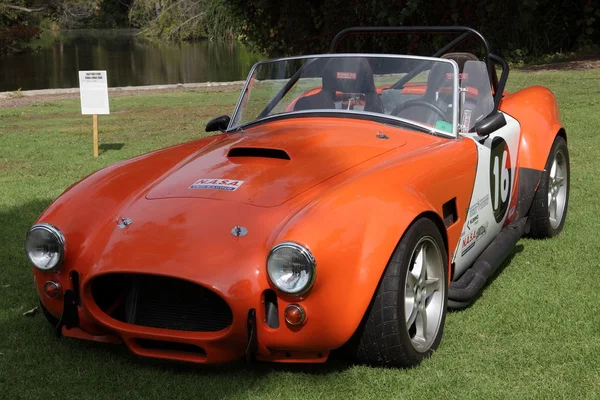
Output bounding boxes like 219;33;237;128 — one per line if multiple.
352;218;448;367
529;136;570;238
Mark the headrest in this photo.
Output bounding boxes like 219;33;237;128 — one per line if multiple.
322;58;377;94
426;53;480;94
441;52;479;72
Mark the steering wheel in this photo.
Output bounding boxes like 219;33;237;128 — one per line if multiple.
391;99;447;120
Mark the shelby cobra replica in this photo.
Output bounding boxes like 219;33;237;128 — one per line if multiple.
26;27;569;367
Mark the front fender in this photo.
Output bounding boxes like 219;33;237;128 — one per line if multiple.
259;138;476;351
264;183;445;350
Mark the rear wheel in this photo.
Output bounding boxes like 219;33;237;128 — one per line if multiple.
529;136;570;238
352;218;448;367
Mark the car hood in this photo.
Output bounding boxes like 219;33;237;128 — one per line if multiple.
145;119;405;207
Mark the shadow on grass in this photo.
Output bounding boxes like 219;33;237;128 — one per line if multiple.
99;143;125;153
0;198;54;270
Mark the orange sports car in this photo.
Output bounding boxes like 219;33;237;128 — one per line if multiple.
27;27;569;367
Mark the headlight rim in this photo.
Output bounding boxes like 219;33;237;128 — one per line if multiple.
25;223;66;271
267;241;316;296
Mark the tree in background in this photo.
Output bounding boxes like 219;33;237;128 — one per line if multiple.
0;0;45;54
128;0;235;41
226;0;599;60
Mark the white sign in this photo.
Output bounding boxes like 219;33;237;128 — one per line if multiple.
78;71;110;115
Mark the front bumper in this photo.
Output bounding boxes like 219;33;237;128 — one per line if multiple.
38;271;332;364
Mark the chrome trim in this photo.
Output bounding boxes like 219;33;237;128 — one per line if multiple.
116;217;132;229
43;281;62;299
450;59;460;137
267;241;316;296
284;304;306;326
231;225;248;237
228;53;460;138
25;223;66;271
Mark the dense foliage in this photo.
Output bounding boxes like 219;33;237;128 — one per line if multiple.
128;0;235;41
0;0;130;54
228;0;600;60
1;0;598;61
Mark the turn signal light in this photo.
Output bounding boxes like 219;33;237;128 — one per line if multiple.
284;304;306;326
43;281;62;299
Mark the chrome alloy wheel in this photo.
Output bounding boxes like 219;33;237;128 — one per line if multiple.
404;236;445;353
548;149;568;229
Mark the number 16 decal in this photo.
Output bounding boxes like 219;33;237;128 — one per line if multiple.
489;137;512;223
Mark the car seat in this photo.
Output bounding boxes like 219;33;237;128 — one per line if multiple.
294;57;384;113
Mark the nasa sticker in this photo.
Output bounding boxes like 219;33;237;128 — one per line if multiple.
489;137;512;223
190;178;244;191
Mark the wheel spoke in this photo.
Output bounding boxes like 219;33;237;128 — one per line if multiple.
554;176;564;186
407;270;418;288
550;160;557;179
423;278;440;301
418;244;427;281
411;244;426;283
417;306;428;341
406;301;418;328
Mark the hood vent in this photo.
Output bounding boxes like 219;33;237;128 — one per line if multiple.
227;147;291;160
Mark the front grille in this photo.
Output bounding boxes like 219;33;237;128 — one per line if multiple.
92;274;233;332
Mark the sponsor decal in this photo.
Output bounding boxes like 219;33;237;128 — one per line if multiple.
435;120;453;133
336;72;357;80
461;222;489;256
468;194;490;215
489;137;512;223
461;109;472;133
477;224;487;237
445;72;469;80
467;214;479;230
189;178;245;191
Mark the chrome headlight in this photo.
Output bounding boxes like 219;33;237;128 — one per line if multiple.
25;223;66;271
267;242;316;295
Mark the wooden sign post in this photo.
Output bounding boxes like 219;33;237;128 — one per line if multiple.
93;114;99;157
78;71;110;157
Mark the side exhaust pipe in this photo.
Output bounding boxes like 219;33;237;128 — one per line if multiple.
449;218;528;309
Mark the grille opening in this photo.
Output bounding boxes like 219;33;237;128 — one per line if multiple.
227;147;291;160
135;339;207;356
263;289;279;328
91;274;233;332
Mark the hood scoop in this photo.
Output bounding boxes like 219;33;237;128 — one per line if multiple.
146;122;406;207
227;147;290;160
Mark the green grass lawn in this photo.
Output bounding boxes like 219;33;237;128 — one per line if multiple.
2;69;600;399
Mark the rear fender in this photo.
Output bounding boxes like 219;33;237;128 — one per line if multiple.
500;86;565;216
500;86;565;171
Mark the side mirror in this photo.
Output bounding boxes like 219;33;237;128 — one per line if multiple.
206;115;230;132
471;112;506;137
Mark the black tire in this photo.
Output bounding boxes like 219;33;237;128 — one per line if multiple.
351;218;448;367
529;136;570;238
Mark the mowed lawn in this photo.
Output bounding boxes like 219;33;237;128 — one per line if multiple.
1;68;600;399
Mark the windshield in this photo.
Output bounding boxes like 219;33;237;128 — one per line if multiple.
230;54;459;137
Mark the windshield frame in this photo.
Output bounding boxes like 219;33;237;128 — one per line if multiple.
228;53;460;138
